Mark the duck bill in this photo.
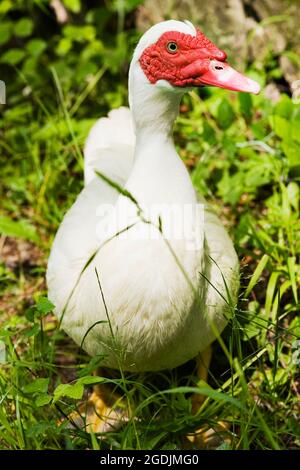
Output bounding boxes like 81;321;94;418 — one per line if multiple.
199;60;260;94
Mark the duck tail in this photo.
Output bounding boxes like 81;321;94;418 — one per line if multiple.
84;106;135;186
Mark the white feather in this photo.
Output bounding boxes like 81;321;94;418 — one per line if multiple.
47;20;239;372
84;106;135;185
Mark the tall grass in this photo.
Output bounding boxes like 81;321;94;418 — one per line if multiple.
0;54;299;450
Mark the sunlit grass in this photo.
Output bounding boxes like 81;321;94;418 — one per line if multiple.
0;58;300;450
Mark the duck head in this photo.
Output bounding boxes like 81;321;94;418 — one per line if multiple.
133;20;260;95
129;21;260;133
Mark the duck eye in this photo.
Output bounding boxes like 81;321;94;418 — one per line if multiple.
166;42;178;53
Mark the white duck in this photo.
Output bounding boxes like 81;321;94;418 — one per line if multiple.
47;20;259;430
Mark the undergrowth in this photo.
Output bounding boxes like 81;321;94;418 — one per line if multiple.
0;0;299;450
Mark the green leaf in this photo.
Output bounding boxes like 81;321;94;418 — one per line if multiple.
280;182;291;221
251;121;266;140
0;0;12;15
282;141;300;168
26;39;46;57
272;115;290;140
63;24;95;41
25;298;54;322
23;324;40;338
27;422;51;438
202;120;217;145
35;394;52;407
265;271;280;316
217;99;235;130
1;48;25;65
242;313;268;341
77;376;105;386
53;382;84;402
56;37;72;56
0;22;12;45
14;18;33;37
53;376;103;403
290;316;300;337
287;182;299;211
287;257;298;303
25;306;36;322
291;120;300;144
274;94;293;119
245;254;269;297
0;216;38;242
36;297;55;315
23;378;49;394
217;171;244;205
241;301;262;340
63;0;81;13
239;93;252;120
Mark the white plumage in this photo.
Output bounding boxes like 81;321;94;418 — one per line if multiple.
47;20;239;372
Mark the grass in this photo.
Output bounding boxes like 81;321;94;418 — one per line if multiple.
1;39;300;451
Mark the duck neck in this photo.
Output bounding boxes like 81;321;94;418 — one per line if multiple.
127;64;196;205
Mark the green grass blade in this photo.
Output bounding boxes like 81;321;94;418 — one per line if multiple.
245;254;269;297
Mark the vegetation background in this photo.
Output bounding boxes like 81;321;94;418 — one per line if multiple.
0;0;299;450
